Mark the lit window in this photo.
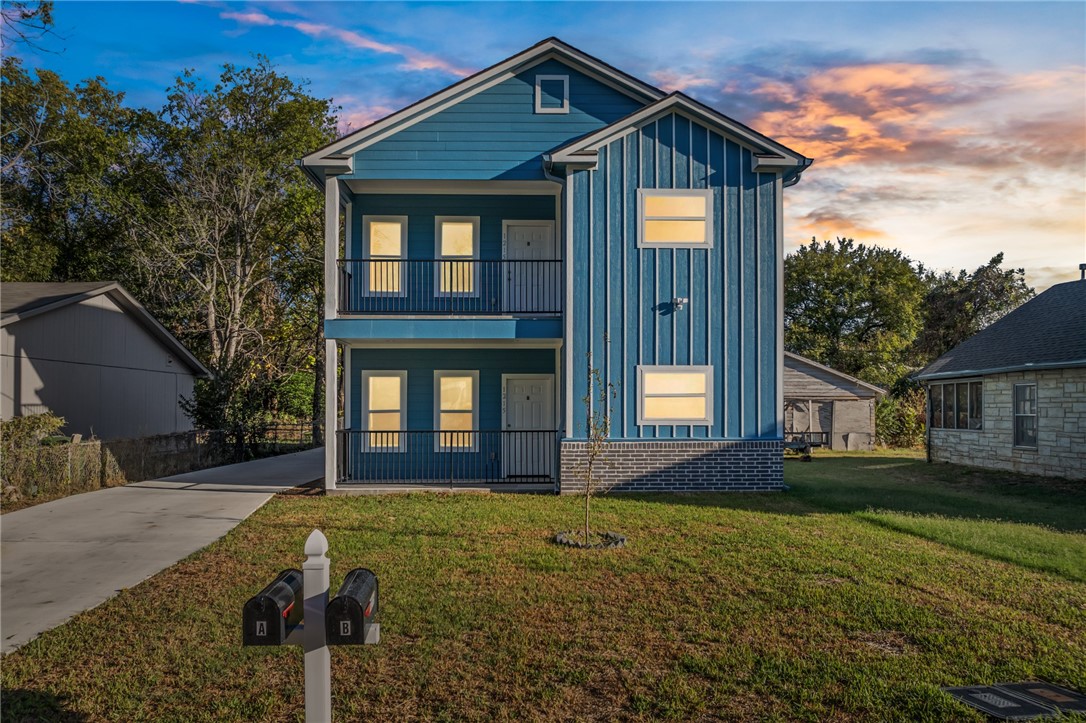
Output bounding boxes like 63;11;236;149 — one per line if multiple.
363;216;406;295
362;371;406;449
638;190;713;247
1013;383;1037;448
435;217;479;295
535;75;569;114
637;366;713;425
434;371;478;449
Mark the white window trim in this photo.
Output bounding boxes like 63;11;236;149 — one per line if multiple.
636;365;714;426
1013;382;1038;449
360;370;407;451
637;188;714;248
929;379;983;431
361;215;407;297
434;370;480;452
434;216;480;298
534;74;569;114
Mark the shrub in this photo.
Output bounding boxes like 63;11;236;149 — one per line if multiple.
875;389;927;449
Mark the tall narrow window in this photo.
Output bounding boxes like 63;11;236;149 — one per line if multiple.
929;384;943;428
362;216;407;295
638;189;713;248
361;371;406;449
637;366;713;425
1014;383;1037;448
435;371;478;450
435;216;479;295
968;381;983;430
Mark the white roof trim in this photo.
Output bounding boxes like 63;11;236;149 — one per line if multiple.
301;38;664;166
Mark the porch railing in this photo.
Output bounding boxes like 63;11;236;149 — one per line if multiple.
337;259;562;315
336;429;559;484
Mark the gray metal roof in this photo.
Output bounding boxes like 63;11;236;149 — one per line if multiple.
915;280;1086;380
1;281;210;377
0;281;115;316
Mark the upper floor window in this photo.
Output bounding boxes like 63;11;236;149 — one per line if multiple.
363;216;407;295
637;189;714;248
434;370;478;450
535;75;569;114
1013;383;1037;448
435;216;479;296
928;380;982;430
637;365;714;425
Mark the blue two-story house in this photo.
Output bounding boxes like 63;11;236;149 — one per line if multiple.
301;38;811;493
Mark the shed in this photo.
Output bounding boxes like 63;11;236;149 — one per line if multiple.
1;282;209;440
783;352;886;451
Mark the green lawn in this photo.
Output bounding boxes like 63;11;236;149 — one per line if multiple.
3;452;1084;721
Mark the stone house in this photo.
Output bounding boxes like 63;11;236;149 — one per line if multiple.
915;277;1085;480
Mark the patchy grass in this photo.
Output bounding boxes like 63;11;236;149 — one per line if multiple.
2;453;1084;721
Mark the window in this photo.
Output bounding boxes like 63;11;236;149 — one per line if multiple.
435;216;479;295
928;380;982;431
434;371;478;450
637;189;714;247
1014;383;1037;448
534;74;569;114
361;371;406;449
637;365;713;425
362;216;406;295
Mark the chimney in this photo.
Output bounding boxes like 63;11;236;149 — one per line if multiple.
1080;262;1086;281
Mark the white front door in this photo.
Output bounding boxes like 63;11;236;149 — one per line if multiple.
502;375;555;478
504;223;557;313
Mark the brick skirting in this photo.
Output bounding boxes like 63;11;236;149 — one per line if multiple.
558;440;784;494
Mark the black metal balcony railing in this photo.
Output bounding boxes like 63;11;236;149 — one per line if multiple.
337;259;562;315
336;429;559;484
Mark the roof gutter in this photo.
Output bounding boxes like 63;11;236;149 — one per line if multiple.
914;358;1086;382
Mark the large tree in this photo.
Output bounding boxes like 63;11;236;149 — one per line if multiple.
784;238;925;388
913;253;1034;363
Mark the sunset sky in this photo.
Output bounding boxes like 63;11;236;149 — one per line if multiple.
12;1;1085;289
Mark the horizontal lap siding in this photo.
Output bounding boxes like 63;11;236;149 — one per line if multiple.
570;112;780;441
352;59;644;181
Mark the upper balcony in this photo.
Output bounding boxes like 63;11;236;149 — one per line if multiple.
337;258;562;317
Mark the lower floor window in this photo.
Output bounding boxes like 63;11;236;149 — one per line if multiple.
1013;383;1037;448
435;371;479;449
637;365;713;425
361;371;406;449
928;380;982;430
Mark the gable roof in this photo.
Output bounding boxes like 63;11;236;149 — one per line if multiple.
915;280;1086;381
784;352;887;398
1;282;211;377
547;92;812;186
300;37;665;175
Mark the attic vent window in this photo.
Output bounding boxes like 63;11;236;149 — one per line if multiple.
535;75;569;114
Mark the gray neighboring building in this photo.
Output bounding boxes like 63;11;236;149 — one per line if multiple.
915;278;1086;480
1;282;209;440
783;352;886;451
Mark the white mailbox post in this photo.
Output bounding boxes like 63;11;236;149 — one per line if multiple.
303;529;332;723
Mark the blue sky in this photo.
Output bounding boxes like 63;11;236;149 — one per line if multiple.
11;1;1086;289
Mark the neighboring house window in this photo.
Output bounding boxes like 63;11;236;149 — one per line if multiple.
637;365;713;425
1013;383;1037;448
535;75;569;114
637;189;714;248
435;216;479;296
928;380;982;430
361;371;407;449
362;216;407;295
435;370;479;450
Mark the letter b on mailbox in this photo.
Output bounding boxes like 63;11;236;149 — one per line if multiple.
326;568;379;645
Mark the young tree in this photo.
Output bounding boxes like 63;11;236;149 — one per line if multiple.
576;353;617;546
913;253;1034;363
784;237;925;388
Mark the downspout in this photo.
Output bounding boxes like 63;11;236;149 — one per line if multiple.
925;383;932;464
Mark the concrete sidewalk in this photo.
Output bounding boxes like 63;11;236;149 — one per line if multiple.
1;447;323;654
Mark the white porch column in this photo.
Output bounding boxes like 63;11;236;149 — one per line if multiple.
324;174;341;490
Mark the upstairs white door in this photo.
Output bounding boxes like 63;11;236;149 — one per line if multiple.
504;223;557;313
503;375;555;478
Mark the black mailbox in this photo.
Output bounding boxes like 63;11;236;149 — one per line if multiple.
326;568;379;645
243;569;304;646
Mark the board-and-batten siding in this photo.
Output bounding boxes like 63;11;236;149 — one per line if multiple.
569;112;780;441
350;59;644;181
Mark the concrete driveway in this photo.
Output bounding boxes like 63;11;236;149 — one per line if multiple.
1;447;323;654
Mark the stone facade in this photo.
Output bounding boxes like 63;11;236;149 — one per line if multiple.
929;368;1085;480
559;440;784;494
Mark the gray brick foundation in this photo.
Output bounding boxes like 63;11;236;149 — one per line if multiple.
558;439;784;494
